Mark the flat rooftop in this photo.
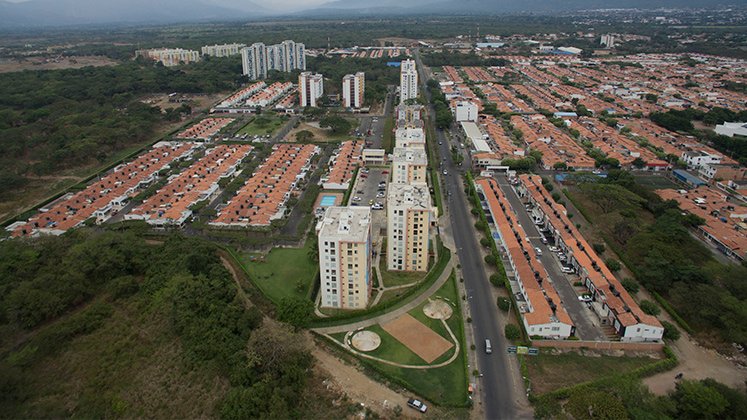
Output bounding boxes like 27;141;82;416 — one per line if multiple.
317;206;371;242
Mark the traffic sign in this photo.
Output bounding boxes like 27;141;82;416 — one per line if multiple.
528;347;540;356
507;346;517;354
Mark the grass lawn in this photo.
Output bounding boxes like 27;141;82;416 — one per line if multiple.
379;257;424;288
241;239;318;304
359;273;470;407
633;174;680;190
525;351;661;394
236;116;286;137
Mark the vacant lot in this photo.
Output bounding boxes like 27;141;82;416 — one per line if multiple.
0;56;119;73
525;350;661;394
237;116;287;137
633;173;681;190
242;240;318;303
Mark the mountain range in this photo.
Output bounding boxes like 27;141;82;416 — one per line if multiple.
0;0;733;29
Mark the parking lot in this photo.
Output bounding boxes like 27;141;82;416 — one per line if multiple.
494;174;608;341
349;166;389;245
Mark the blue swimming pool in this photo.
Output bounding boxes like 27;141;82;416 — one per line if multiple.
320;195;337;207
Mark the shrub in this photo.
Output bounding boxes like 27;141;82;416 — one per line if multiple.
662;320;681;341
504;324;521;341
480;237;491;248
640;299;661;316
484;254;497;266
592;243;606;254
605;258;622;272
489;273;505;287
497;297;510;311
621;278;639;294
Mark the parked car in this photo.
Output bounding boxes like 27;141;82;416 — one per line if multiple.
407;399;427;413
372;203;384;210
352;196;362;202
535;247;543;256
376;192;385;198
561;267;575;274
548;246;559;252
578;294;592;303
382;170;389;174
541;237;548;244
443;170;448;175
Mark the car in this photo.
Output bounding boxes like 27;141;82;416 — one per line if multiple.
561;267;575;274
378;181;386;186
376;192;385;198
535;247;543;256
443;170;448;175
485;339;492;354
357;190;364;194
360;174;368;178
407;398;427;413
541;237;548;244
372;203;384;210
382;170;389;174
352;196;362;202
558;254;566;260
369;199;374;205
578;294;592;303
548;246;559;252
438;141;442;145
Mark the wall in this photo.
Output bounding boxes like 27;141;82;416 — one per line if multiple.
531;339;664;352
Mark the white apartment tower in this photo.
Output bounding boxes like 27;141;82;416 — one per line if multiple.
241;40;306;80
399;59;419;104
342;72;365;108
241;43;268;80
299;72;324;107
202;43;245;57
317;207;373;309
600;34;616;48
387;183;433;272
392;147;428;185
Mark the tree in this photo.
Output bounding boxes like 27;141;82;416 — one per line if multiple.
661;320;681;341
295;130;315;142
565;390;628;420
319;116;351;134
276;297;314;328
497;297;510;312
504;324;520;341
639;299;661;316
605;258;621;272
593;243;606;255
579;183;645;214
620;278;639;294
553;162;568;171
672;380;728;419
631;157;646;168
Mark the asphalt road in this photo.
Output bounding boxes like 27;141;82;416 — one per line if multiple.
414;49;517;420
493;174;606;341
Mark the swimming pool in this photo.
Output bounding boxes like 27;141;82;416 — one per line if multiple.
320;195;337;207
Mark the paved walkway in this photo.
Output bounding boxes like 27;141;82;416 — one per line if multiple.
311;257;456;335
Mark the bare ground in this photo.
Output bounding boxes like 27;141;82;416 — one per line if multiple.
0;56;118;73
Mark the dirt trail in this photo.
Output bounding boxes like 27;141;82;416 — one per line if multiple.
644;337;747;394
312;346;407;415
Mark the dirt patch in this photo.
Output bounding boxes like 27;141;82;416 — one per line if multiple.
352;330;381;352
284;122;351;143
424;299;453;320
312;347;406;416
644;336;747;395
0;56;119;73
381;314;453;363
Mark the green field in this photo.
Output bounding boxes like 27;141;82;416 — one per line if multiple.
347;273;469;407
378;257;424;288
236;116;286;137
633;174;680;190
241;239;318;304
525;351;661;394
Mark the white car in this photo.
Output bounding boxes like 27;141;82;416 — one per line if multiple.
535;247;543;256
407;399;427;413
561;267;575;274
548;246;559;252
372;203;384;210
352;196;362;202
578;294;592;303
443;170;448;175
376;192;385;198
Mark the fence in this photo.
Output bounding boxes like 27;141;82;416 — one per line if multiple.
531;339;664;352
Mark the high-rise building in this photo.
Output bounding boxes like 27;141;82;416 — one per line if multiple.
201;43;245;57
135;48;200;67
387;183;434;272
399;59;418;104
241;43;268;80
240;40;306;80
316;206;373;309
299;72;324;107
342;72;365;108
600;34;616;48
396;104;424;123
392;147;427;185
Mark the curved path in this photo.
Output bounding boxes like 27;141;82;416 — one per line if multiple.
323;315;460;369
311;258;455;335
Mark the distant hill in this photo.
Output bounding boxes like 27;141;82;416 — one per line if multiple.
0;0;269;28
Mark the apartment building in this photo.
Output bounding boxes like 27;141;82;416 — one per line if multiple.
517;174;664;342
299;72;324;108
241;43;268;80
240;40;306;80
682;150;722;169
392;147;428;185
600;34;616;48
395;121;426;148
316;206;373;309
476;178;574;338
201;43;245;57
400;59;418;104
396;104;424;123
342;72;365;108
387;183;434;272
135;48;200;67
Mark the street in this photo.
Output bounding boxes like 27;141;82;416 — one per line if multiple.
414;49;521;420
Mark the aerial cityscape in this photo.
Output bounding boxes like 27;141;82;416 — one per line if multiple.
1;1;747;419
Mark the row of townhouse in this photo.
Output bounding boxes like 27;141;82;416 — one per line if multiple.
215;82;267;109
210;143;319;227
517;174;664;342
510;115;596;170
9;142;196;237
125;144;252;227
245;82;294;108
476;178;575;339
176;117;234;141
321;140;364;190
